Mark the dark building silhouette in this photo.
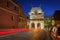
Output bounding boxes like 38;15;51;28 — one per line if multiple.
53;10;60;26
53;10;60;20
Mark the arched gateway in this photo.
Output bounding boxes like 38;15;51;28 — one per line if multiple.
31;23;35;28
29;7;44;29
37;23;40;27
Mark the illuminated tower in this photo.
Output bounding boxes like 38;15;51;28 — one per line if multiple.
29;7;44;29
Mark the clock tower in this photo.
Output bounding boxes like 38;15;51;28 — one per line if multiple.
29;7;44;29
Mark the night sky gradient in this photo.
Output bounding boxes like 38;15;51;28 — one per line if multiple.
14;0;60;17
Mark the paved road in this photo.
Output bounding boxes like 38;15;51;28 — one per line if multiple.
0;29;52;40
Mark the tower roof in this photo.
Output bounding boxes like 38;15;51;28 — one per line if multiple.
30;7;43;13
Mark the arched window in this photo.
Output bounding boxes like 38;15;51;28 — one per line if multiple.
39;13;42;15
31;23;35;28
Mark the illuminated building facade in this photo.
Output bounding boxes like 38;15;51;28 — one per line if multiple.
29;7;44;29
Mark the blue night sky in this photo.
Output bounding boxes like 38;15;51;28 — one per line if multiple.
14;0;60;17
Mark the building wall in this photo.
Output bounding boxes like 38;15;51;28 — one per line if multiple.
0;9;18;29
18;17;27;28
18;7;27;28
0;0;19;14
55;21;60;27
0;0;27;29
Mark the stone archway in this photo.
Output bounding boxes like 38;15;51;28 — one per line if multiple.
37;23;40;28
31;23;35;28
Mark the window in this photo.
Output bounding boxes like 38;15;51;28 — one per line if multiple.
11;16;14;21
34;10;37;15
31;23;35;28
19;18;21;22
7;2;10;7
35;11;37;15
0;0;2;4
39;13;42;15
14;6;17;10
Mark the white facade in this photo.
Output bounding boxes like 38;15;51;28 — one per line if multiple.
29;7;44;29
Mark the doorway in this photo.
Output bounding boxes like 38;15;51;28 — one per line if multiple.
37;23;40;28
31;23;35;28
